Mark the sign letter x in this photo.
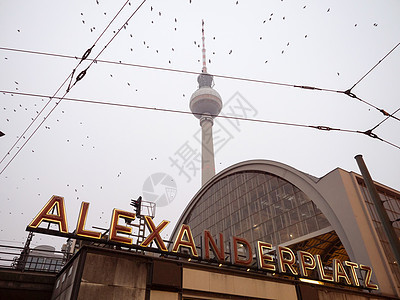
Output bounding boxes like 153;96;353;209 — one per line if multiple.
141;216;170;251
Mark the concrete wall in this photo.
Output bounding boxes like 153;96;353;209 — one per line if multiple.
0;268;55;300
182;268;298;300
317;169;399;297
52;253;82;300
47;246;399;300
77;252;147;299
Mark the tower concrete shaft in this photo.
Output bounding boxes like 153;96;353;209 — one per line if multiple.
200;116;216;185
190;20;222;186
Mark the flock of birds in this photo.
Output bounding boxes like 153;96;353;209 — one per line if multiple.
75;1;380;85
1;0;384;171
0;0;386;248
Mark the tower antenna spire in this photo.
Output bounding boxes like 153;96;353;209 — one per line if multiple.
201;19;207;73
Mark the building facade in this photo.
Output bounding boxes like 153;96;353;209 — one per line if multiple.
50;245;397;300
171;159;400;297
2;159;399;299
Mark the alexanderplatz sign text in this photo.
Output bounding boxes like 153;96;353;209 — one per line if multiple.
26;196;378;290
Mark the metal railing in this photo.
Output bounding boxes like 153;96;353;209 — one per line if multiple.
0;244;67;273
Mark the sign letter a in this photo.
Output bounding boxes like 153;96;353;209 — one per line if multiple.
28;195;68;233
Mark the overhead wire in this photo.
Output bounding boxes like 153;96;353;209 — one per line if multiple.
370;107;400;131
0;21;398;172
68;0;147;91
338;41;400;147
1;46;397;123
0;0;132;166
0;46;343;93
1;90;399;156
0;0;147;173
93;0;132;47
0;90;360;131
343;41;400;137
349;42;400;91
0;72;71;166
68;0;132;91
342;90;398;120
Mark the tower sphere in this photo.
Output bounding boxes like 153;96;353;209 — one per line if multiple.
190;73;222;120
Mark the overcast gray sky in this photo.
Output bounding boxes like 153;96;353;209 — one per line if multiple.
1;0;399;251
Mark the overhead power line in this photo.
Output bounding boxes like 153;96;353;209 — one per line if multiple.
0;46;338;91
1;46;397;123
0;90;363;131
370;107;400;131
0;89;398;174
67;0;147;92
349;42;400;90
0;0;147;173
0;29;398;172
93;0;132;47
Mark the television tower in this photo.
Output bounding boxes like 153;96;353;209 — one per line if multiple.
190;20;223;186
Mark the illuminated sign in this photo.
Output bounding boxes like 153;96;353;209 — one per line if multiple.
27;196;378;290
